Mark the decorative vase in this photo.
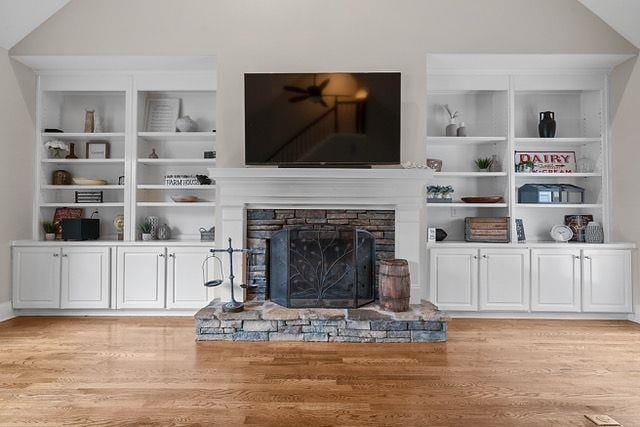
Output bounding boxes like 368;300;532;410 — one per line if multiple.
426;158;443;172
175;116;198;132
435;229;448;242
145;216;159;239
585;221;604;244
113;214;125;241
456;122;467;137
148;148;159;159
157;224;171;241
538;111;556;138
52;170;72;185
84;109;95;133
490;154;501;172
44;233;55;241
577;156;593;173
141;233;153;241
65;143;78;159
478;167;490;173
445;119;457;137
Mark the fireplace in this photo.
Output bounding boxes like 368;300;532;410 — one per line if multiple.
269;227;375;308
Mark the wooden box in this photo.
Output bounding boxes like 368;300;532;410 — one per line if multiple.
464;217;510;243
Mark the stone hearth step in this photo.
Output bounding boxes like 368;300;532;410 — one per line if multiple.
195;300;448;343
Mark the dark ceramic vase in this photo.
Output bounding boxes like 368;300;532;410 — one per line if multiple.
435;229;448;242
538;111;556;138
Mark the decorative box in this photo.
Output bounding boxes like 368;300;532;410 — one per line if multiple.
464;217;510;243
518;184;584;204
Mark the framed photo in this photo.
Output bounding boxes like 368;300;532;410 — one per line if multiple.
53;207;83;239
515;151;576;173
86;141;110;159
145;98;180;132
515;219;526;243
565;214;593;242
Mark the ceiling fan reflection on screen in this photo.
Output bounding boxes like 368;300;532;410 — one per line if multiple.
283;75;330;107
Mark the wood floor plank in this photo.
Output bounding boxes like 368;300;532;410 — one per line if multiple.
0;317;639;426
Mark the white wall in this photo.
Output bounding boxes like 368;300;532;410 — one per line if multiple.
611;57;640;316
0;47;35;304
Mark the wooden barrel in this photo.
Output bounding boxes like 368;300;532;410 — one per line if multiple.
378;259;411;312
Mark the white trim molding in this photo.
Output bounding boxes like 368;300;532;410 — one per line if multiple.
0;301;15;322
629;313;640;324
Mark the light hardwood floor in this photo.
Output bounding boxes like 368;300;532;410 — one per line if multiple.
0;317;638;426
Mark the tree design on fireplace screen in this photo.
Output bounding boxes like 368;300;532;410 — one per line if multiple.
269;228;375;308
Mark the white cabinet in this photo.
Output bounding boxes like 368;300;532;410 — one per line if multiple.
582;250;632;313
12;247;61;309
116;247;166;309
430;248;478;311
166;247;213;309
61;247;110;309
531;249;581;312
479;248;530;311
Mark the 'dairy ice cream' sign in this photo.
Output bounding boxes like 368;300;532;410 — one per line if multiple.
515;151;576;173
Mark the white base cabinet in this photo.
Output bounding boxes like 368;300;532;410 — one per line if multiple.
13;244;213;311
479;248;530;312
531;249;581;312
61;247;110;309
12;247;61;309
582;250;632;313
430;246;633;314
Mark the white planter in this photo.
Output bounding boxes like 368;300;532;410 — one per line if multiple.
141;233;153;241
44;233;55;241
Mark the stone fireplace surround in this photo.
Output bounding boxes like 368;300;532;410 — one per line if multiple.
197;168;440;342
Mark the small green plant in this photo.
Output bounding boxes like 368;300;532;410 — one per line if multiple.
475;157;494;170
42;221;55;234
139;223;152;234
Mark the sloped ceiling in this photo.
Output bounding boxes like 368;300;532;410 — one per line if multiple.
580;0;640;48
0;0;69;49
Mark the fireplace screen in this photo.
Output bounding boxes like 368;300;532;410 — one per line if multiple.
269;228;375;308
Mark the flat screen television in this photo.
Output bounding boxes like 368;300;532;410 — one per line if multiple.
244;72;400;166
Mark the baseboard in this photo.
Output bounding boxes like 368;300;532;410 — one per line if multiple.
12;308;198;317
628;314;640;324
0;301;15;322
446;311;630;320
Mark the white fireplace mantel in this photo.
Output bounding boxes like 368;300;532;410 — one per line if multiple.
208;167;433;303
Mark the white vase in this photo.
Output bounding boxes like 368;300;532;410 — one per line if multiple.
142;233;153;241
585;222;604;244
44;233;55;241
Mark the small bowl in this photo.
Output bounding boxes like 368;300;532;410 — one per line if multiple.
171;195;199;203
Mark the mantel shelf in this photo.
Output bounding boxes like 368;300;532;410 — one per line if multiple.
208;167;433;181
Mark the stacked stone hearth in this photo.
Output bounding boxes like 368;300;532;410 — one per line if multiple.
246;209;395;301
195;300;448;343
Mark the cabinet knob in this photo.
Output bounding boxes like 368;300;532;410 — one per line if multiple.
584;256;591;260
573;255;580;259
169;253;175;258
482;254;488;259
53;253;59;257
62;254;68;258
159;253;165;258
473;255;478;259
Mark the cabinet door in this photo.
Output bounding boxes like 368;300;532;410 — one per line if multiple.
116;247;166;309
60;247;110;309
166;247;213;309
12;247;61;309
429;248;478;311
479;248;530;311
582;250;632;313
531;249;581;312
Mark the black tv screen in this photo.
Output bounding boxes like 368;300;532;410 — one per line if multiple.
244;72;400;166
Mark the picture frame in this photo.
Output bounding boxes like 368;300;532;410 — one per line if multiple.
565;214;593;242
53;207;84;240
86;141;110;159
515;219;526;243
145;98;180;132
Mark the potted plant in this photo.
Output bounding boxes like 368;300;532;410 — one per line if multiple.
140;223;153;241
44;140;69;158
441;185;454;201
42;221;56;241
475;157;494;172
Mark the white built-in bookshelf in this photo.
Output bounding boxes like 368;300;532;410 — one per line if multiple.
426;57;612;243
36;70;217;242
